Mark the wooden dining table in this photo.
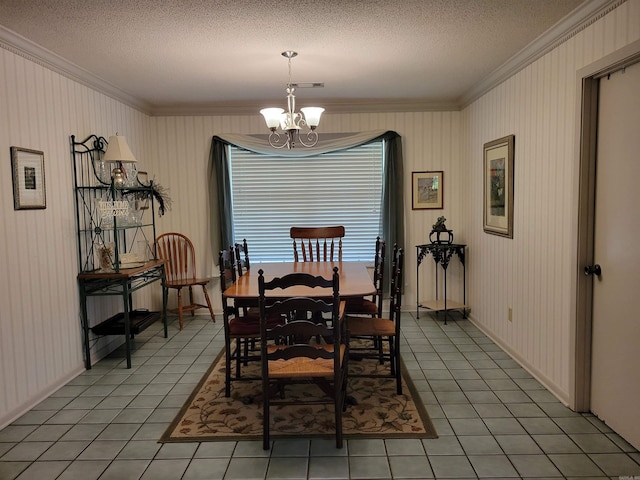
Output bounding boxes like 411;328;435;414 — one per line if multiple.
223;261;376;300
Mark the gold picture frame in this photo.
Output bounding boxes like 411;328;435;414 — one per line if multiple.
11;147;46;210
483;135;514;238
412;171;443;210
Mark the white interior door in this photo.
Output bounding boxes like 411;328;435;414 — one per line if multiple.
590;60;640;449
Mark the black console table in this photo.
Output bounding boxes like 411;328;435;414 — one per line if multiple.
78;260;168;369
416;243;467;324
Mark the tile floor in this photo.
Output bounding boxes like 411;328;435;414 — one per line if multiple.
1;312;639;480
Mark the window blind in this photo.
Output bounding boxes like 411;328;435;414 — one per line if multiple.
229;141;384;262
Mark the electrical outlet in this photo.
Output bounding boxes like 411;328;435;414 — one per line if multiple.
508;307;513;322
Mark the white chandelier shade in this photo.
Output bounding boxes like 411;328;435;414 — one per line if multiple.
259;107;285;129
300;107;324;127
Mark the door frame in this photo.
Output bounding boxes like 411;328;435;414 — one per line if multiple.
572;39;640;412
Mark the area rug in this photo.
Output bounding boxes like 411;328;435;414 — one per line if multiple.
160;348;437;443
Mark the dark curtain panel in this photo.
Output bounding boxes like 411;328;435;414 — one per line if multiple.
209;136;234;258
379;131;405;256
209;131;404;272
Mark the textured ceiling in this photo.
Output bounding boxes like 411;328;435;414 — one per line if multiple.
0;0;590;114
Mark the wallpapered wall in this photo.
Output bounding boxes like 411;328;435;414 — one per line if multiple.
462;0;640;404
0;47;152;426
0;0;638;427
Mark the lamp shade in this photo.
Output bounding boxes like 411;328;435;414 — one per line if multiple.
103;135;137;163
300;107;324;128
260;108;285;129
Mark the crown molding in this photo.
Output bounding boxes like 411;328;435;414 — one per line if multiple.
148;98;461;117
460;0;625;108
0;25;153;114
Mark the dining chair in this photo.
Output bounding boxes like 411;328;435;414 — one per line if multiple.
155;232;215;330
346;245;404;395
234;238;250;277
219;247;284;397
233;238;261;357
290;226;345;262
345;236;386;317
258;267;348;450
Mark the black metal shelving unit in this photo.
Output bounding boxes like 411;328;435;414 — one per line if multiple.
72;134;167;369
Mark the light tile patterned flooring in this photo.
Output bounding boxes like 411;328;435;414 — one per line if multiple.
1;313;640;480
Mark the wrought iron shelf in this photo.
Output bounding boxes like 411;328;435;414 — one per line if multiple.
416;243;467;325
72;134;167;370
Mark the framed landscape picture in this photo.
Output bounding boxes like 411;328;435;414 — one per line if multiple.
483;135;514;238
11;146;46;210
412;171;443;209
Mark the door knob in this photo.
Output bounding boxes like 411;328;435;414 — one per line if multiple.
584;264;602;276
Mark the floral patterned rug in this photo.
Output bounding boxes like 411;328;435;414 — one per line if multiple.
160;347;437;443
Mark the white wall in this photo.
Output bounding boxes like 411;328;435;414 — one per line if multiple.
462;0;640;404
0;46;151;427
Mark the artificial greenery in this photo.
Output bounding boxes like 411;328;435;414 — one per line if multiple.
149;182;172;217
123;179;172;217
432;216;447;231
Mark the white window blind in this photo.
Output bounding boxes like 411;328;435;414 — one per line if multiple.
229;141;384;262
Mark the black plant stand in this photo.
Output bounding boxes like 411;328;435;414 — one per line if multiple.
416;243;467;324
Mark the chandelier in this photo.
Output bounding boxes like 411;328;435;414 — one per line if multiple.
260;51;325;149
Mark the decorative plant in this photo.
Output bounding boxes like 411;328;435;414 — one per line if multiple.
149;182;172;217
124;177;172;217
432;216;448;231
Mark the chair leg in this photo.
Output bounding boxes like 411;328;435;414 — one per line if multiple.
395;339;402;395
243;339;249;366
335;370;345;448
189;286;195;317
224;335;232;397
377;335;384;364
389;337;396;376
177;288;184;330
335;389;342;449
201;285;216;322
235;340;242;378
262;377;271;450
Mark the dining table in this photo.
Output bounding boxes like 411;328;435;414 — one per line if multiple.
222;261;376;300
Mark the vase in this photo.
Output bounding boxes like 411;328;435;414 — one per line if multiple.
96;242;114;272
112;168;126;188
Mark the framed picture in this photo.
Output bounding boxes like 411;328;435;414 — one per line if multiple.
483;135;514;238
11;147;46;210
412;171;443;209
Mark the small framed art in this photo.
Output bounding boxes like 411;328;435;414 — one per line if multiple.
11;147;46;210
412;171;443;210
483;135;514;238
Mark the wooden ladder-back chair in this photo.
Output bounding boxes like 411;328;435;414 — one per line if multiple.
233;238;261;353
290;226;345;262
233;238;257;314
234;238;250;277
345;236;386;317
219;247;285;397
258;267;348;450
155;232;215;330
346;245;404;395
220;247;253;397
